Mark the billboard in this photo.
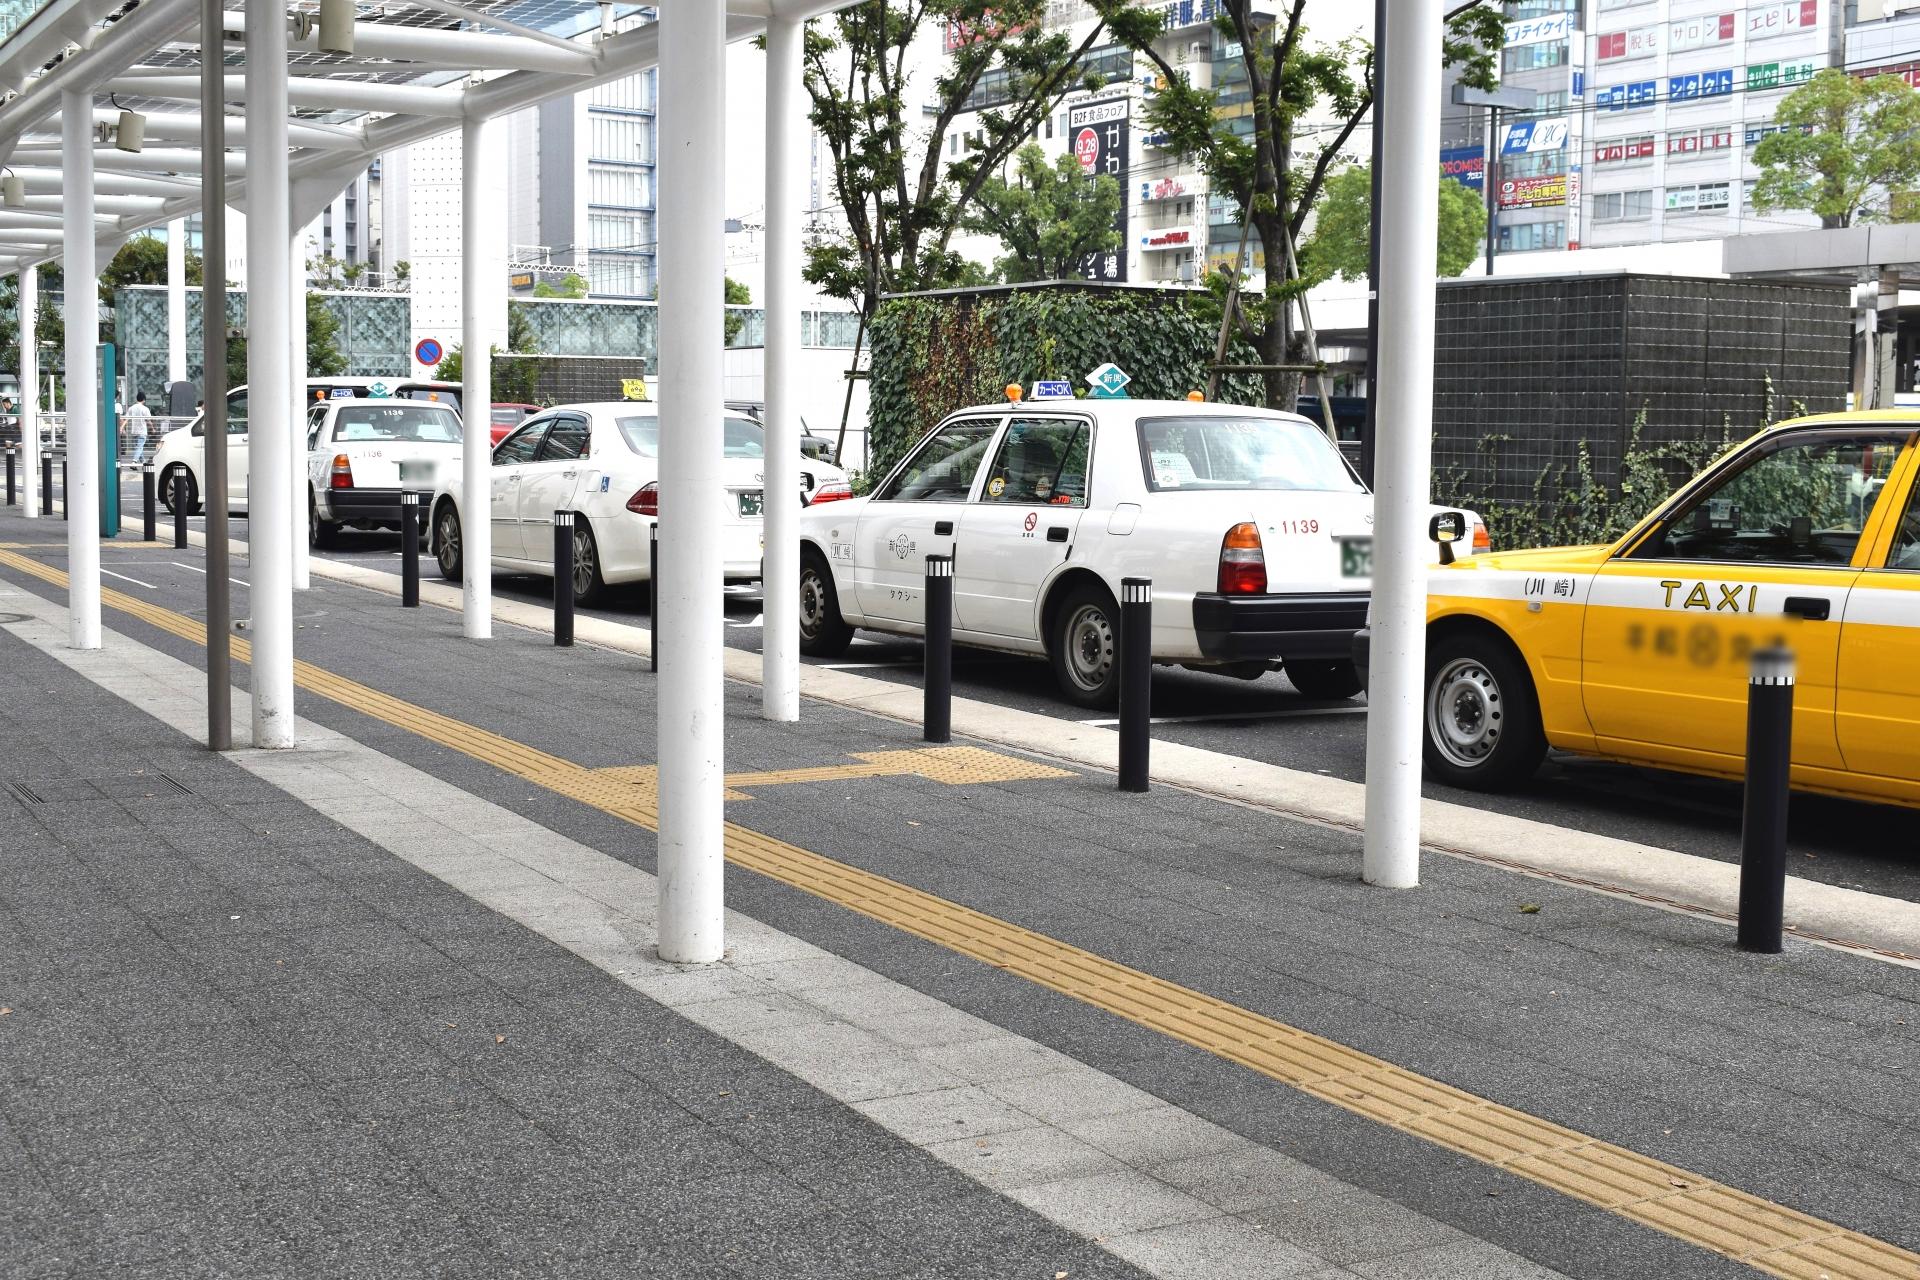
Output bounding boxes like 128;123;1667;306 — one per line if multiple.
1500;118;1570;154
1069;98;1130;282
1505;14;1573;46
1497;175;1567;209
1747;0;1818;38
1668;13;1736;50
1440;145;1485;193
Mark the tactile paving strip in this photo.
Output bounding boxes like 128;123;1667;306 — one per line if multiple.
3;545;1913;1280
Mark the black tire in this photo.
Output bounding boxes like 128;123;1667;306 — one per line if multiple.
799;548;854;657
160;465;197;516
1422;629;1547;791
1048;581;1122;710
434;500;463;582
1286;659;1363;701
568;516;606;607
309;491;342;549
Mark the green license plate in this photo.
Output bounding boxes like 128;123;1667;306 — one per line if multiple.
737;490;764;517
1340;536;1373;579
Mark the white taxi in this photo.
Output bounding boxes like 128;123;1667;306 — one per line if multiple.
797;388;1486;707
305;398;464;547
431;401;851;605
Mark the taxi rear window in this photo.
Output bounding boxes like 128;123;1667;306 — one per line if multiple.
617;415;764;459
1137;415;1362;494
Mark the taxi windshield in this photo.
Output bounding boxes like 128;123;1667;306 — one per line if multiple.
617;415;765;459
333;405;462;443
1137;415;1362;494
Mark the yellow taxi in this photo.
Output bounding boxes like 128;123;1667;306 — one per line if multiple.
1423;412;1920;808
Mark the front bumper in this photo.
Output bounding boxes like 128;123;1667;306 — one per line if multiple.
1191;591;1370;663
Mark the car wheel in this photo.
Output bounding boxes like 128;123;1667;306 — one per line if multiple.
1286;659;1363;701
434;501;463;582
160;465;197;516
1049;582;1122;710
309;491;343;549
799;548;854;657
569;517;605;607
1423;631;1547;791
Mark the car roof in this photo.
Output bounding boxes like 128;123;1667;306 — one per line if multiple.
537;401;758;417
945;398;1319;427
322;397;458;410
1771;409;1920;429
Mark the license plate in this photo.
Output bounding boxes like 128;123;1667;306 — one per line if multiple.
1340;536;1373;579
737;490;764;517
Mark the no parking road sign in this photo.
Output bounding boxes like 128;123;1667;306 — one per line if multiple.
414;337;443;367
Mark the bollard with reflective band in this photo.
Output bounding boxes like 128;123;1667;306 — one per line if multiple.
41;453;52;516
923;554;953;743
1738;646;1795;954
648;522;659;673
142;464;156;542
552;511;575;647
1119;577;1153;792
60;459;67;521
400;492;420;608
172;473;188;549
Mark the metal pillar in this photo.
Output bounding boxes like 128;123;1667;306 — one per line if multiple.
1361;0;1442;889
166;217;187;385
19;264;37;520
62;90;101;651
245;1;295;748
655;0;727;965
761;15;803;722
290;227;309;590
460;112;498;640
202;0;232;752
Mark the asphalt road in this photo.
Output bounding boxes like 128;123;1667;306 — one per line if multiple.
88;482;1920;906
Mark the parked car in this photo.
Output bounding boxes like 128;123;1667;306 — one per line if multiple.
304;398;464;547
490;402;541;446
1422;410;1920;808
430;401;853;605
796;389;1485;708
725;399;839;464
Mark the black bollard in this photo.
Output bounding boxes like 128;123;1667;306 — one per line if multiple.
553;511;575;647
1737;646;1796;954
60;459;67;521
41;452;52;515
923;554;953;744
1118;578;1152;792
5;446;14;506
400;491;420;608
142;463;156;542
648;522;659;673
172;472;188;548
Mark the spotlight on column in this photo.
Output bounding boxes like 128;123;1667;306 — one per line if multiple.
318;0;355;54
111;95;145;153
1;170;22;207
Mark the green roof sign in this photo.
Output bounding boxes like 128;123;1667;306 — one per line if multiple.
1085;363;1132;399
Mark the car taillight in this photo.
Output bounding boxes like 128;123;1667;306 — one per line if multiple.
329;454;353;490
809;480;854;504
1217;522;1266;594
1471;518;1491;554
626;482;658;516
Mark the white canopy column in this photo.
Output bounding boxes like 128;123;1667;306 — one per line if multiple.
655;0;727;964
20;263;38;519
245;2;295;747
290;225;308;590
166;217;186;386
460;112;502;641
760;15;802;723
62;88;100;650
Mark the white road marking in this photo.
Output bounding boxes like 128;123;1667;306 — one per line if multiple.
100;568;157;590
821;660;920;670
724;613;763;629
171;561;248;588
1079;704;1370;727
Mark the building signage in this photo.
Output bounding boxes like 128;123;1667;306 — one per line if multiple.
1746;58;1819;90
1139;227;1196;250
1070;98;1129;283
1497;175;1567;209
1440;145;1485;192
508;272;535;289
1668;69;1735;100
1147;0;1219;29
1668;13;1736;50
1596;80;1657;111
1593;136;1655;163
1596;27;1660;61
1500;118;1570;154
1140;177;1192;201
1747;0;1818;38
1504;14;1573;46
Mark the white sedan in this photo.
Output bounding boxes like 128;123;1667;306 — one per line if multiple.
796;394;1485;707
305;398;464;546
430;401;851;604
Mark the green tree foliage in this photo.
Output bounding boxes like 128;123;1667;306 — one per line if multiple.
1751;70;1920;228
0;272;65;380
433;304;543;404
724;275;753;343
802;0;1152;324
1098;0;1503;407
1298;166;1486;285
961;143;1123;282
226;293;344;386
532;272;589;299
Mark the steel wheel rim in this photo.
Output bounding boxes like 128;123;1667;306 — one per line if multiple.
799;568;827;639
437;510;460;574
572;523;595;596
1429;657;1502;769
1064;602;1114;692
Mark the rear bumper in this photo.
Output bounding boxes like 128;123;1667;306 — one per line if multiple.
1191;591;1370;663
323;487;417;526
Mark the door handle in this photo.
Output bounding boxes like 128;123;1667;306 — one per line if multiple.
1047;526;1069;543
934;520;954;536
1783;596;1830;621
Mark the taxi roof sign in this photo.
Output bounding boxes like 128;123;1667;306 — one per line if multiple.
1085;363;1131;399
1031;379;1074;400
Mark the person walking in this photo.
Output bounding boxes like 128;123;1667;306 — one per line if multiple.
127;391;152;465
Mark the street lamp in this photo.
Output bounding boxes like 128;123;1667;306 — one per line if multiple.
1450;82;1534;276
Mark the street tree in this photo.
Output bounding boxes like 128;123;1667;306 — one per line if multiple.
962;142;1124;282
724;275;753;344
1298;165;1487;286
1099;0;1503;406
533;272;589;299
227;293;347;387
802;0;1154;324
0;271;65;383
434;305;543;404
1751;70;1920;228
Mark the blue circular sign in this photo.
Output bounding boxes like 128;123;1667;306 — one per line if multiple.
415;338;443;366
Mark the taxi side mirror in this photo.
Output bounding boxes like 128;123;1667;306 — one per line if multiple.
1428;511;1466;565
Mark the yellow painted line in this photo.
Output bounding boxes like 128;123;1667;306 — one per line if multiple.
0;540;171;550
594;746;1075;801
2;545;1914;1280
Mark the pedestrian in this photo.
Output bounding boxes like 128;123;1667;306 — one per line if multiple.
0;396;14;447
127;391;152;464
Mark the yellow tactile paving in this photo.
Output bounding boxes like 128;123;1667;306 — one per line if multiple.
590;746;1075;802
2;543;1916;1280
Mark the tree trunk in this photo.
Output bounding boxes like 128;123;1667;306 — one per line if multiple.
1251;210;1293;409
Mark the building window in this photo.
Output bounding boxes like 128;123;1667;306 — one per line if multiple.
1497;220;1566;252
1592;189;1653;221
1533;91;1569;113
590;165;654;209
1504;151;1567;179
1666;182;1731;214
589;212;654;252
1503;41;1568;73
589;114;654;165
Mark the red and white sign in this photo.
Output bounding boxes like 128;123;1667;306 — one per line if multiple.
1668;13;1735;50
1073;128;1101;172
1144;177;1190;201
1746;0;1818;38
1139;227;1195;249
1595;26;1660;61
1593;137;1655;163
